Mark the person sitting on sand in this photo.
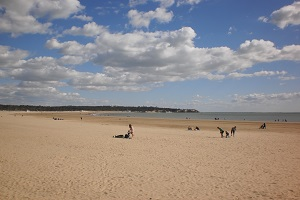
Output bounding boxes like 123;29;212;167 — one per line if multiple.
128;124;134;138
259;123;266;129
194;126;200;131
113;124;134;139
217;127;224;138
188;126;192;130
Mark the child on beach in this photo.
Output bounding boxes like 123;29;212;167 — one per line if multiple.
226;131;230;138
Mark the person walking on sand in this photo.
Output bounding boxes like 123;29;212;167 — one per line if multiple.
231;126;236;137
217;127;224;138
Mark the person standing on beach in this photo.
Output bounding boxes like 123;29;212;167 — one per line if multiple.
217;127;224;138
231;126;236;137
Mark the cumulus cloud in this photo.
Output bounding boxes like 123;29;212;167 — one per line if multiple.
0;47;88;105
44;26;300;88
259;2;300;29
72;15;93;21
128;8;173;28
1;25;300;96
9;57;79;82
0;83;85;106
0;0;84;36
0;44;153;94
0;45;29;67
127;0;203;28
62;22;107;37
46;38;97;65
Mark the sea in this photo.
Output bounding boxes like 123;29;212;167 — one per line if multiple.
95;112;300;122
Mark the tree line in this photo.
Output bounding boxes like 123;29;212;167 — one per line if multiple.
0;104;199;113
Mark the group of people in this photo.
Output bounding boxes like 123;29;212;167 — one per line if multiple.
217;126;236;138
187;125;237;138
114;124;239;139
113;124;134;139
53;117;64;120
187;126;200;131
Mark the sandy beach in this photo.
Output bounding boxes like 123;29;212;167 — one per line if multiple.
1;111;300;200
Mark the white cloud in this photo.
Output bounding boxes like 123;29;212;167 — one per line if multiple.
44;26;300;88
269;1;300;29
177;0;202;6
0;0;84;36
1;24;300;94
9;57;78;82
258;16;268;23
62;22;107;37
238;39;281;62
129;0;201;7
72;15;93;21
227;26;236;35
279;75;297;81
128;8;173;28
0;45;29;67
154;0;175;8
0;10;52;37
129;0;148;7
129;0;175;7
46;38;97;61
0;83;85;106
29;0;84;20
228;71;287;79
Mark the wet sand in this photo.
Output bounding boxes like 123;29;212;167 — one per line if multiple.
1;111;300;199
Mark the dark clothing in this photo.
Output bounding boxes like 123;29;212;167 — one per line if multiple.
217;127;224;138
231;126;236;136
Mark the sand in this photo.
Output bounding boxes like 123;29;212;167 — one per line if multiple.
0;111;300;200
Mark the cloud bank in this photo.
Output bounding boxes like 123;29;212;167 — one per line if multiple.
0;0;299;109
1;25;299;95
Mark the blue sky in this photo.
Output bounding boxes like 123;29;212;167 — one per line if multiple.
0;0;300;112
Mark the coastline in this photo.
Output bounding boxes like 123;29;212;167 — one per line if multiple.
1;111;300;199
94;111;300;122
21;111;300;134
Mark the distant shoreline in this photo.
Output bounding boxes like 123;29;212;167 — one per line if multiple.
6;110;300;122
93;111;300;122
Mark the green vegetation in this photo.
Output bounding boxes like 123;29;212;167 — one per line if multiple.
0;104;199;113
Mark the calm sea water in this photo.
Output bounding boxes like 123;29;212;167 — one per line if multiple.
95;112;300;122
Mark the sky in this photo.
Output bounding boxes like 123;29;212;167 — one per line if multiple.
0;0;300;112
